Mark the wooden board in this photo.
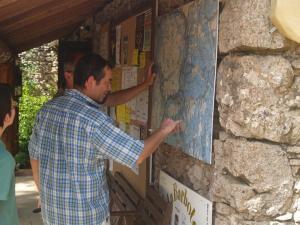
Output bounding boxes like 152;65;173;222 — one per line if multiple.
112;9;152;198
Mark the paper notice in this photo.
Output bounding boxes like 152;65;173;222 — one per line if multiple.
116;25;121;65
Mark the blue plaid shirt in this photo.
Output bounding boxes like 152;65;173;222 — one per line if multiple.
29;89;144;225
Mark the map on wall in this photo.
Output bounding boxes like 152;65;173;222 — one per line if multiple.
152;0;219;163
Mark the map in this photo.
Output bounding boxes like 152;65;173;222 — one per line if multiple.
152;0;219;163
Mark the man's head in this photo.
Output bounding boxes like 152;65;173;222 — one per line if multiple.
0;83;15;131
74;53;112;103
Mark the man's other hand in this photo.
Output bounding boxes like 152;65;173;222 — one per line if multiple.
144;63;156;87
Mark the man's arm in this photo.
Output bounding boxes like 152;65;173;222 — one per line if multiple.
104;64;155;107
136;119;181;165
30;159;40;192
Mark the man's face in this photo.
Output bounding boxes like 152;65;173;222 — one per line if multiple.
89;66;112;103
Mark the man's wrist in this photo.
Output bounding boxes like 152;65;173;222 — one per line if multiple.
158;126;171;137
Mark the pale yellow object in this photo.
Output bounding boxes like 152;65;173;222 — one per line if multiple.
271;0;300;43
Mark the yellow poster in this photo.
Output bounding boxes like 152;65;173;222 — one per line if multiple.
132;48;139;66
139;51;146;68
125;105;131;123
116;104;131;124
116;104;126;123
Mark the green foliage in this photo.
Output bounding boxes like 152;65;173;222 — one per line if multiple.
16;80;51;166
16;43;57;166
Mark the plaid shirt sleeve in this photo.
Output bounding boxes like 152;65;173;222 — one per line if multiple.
92;119;144;169
28;112;41;160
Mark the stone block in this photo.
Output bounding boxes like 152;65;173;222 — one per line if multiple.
294;181;300;193
295;211;300;222
292;166;300;177
292;59;300;70
288;147;300;154
219;0;289;53
290;160;300;166
275;212;293;221
212;138;294;219
217;54;300;145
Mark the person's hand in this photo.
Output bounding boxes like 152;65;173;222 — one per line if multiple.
32;197;41;213
144;62;156;87
160;118;182;135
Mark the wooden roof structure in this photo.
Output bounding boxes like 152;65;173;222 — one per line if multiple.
0;0;110;53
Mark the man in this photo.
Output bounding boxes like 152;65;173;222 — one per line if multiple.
32;53;155;204
58;53;155;106
29;54;181;225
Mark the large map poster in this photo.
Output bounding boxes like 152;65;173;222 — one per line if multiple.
152;0;218;163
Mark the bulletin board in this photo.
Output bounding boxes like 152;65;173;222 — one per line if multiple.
109;9;152;198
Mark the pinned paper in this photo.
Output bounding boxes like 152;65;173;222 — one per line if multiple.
129;125;141;139
139;51;146;68
125;105;131;123
132;48;139;66
116;25;121;65
116;104;126;123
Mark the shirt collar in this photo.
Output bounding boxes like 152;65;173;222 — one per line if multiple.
65;89;101;109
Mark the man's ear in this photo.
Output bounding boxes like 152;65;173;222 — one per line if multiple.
64;72;74;89
84;76;95;89
64;72;72;80
3;113;11;129
4;113;10;123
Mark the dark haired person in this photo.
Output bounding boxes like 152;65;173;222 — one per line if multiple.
0;83;19;225
29;53;181;225
58;53;155;106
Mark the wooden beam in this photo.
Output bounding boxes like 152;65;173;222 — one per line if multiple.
0;0;18;9
15;24;79;53
0;0;55;22
6;4;98;44
10;18;86;46
0;0;103;32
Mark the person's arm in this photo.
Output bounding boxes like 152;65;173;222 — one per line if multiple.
104;64;155;107
92;116;181;170
30;159;40;192
28;112;41;207
136;119;181;165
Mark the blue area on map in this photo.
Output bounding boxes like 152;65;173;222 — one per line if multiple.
153;0;218;163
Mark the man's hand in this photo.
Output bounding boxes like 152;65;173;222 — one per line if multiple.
144;63;156;87
160;118;182;135
137;118;182;165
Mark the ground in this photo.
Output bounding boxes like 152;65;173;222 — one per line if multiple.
16;172;43;225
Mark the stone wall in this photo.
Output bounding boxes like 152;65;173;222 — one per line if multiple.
214;0;300;224
19;41;58;96
86;0;300;224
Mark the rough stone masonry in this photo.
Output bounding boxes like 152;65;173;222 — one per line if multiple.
87;0;300;224
214;0;300;224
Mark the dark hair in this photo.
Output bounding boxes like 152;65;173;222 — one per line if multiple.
61;53;83;89
73;53;111;88
0;83;13;127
